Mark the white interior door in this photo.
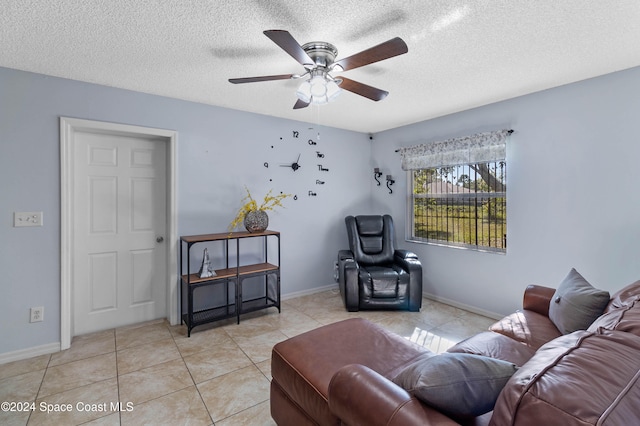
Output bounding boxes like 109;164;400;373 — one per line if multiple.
72;130;167;335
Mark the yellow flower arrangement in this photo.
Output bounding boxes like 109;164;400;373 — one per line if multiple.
228;187;291;231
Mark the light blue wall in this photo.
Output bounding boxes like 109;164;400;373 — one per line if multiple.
0;67;371;355
3;64;640;357
372;66;640;316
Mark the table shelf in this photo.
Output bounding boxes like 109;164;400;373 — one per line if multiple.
181;262;279;284
180;230;280;336
182;304;237;326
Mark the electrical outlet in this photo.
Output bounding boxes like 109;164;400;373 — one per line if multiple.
14;212;43;227
30;307;44;323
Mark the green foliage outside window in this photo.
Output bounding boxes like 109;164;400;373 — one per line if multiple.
410;162;506;252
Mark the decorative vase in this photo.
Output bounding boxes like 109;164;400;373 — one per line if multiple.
244;210;269;233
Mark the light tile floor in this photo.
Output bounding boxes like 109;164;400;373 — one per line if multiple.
0;289;496;425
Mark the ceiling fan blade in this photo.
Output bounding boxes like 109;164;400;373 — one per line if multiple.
293;99;310;109
337;77;389;101
264;30;315;67
229;74;294;84
333;37;408;72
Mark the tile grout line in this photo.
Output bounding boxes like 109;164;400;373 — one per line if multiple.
1;293;490;425
171;321;216;425
114;328;122;426
25;353;52;425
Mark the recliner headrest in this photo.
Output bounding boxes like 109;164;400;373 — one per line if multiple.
345;215;395;264
355;216;384;236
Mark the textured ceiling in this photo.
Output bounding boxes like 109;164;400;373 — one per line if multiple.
2;1;640;133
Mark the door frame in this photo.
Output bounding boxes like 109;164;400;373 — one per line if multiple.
60;117;178;350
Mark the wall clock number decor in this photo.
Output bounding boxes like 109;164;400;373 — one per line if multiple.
280;154;301;171
264;128;331;199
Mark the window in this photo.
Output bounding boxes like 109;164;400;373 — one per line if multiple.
409;161;506;252
397;129;511;253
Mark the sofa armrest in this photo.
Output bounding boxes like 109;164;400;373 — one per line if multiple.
523;285;556;317
394;249;418;260
328;364;458;426
338;250;359;312
394;250;422;273
394;250;423;312
338;249;354;263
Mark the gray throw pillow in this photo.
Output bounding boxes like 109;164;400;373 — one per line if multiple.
392;353;518;418
548;268;610;334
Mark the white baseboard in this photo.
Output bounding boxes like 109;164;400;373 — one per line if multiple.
0;285;339;364
282;283;339;301
423;292;502;320
282;285;502;320
0;342;61;365
0;288;497;364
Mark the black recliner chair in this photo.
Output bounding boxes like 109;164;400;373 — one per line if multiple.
338;215;422;312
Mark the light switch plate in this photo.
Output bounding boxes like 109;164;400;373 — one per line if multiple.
14;212;43;227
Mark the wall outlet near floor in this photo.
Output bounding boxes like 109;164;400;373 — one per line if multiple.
30;306;44;323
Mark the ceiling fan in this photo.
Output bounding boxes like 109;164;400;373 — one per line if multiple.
228;30;408;109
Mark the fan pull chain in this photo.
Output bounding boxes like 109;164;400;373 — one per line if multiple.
315;104;321;141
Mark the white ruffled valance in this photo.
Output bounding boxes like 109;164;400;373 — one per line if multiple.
397;129;512;171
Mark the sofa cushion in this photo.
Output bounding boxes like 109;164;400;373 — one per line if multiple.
447;331;538;367
392;352;518;418
490;329;640;426
589;296;640;337
271;318;428;426
590;280;640;336
606;279;640;310
489;310;562;350
548;268;610;334
360;266;399;298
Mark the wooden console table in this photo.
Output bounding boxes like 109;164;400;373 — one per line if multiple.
180;230;280;336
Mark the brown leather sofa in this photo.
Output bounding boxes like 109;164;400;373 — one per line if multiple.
270;280;640;425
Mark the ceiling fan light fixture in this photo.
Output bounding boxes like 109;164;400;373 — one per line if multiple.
310;75;327;97
296;74;342;105
326;79;342;102
230;31;408;109
313;95;329;105
295;80;312;103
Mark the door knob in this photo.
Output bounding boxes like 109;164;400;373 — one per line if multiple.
156;236;164;243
